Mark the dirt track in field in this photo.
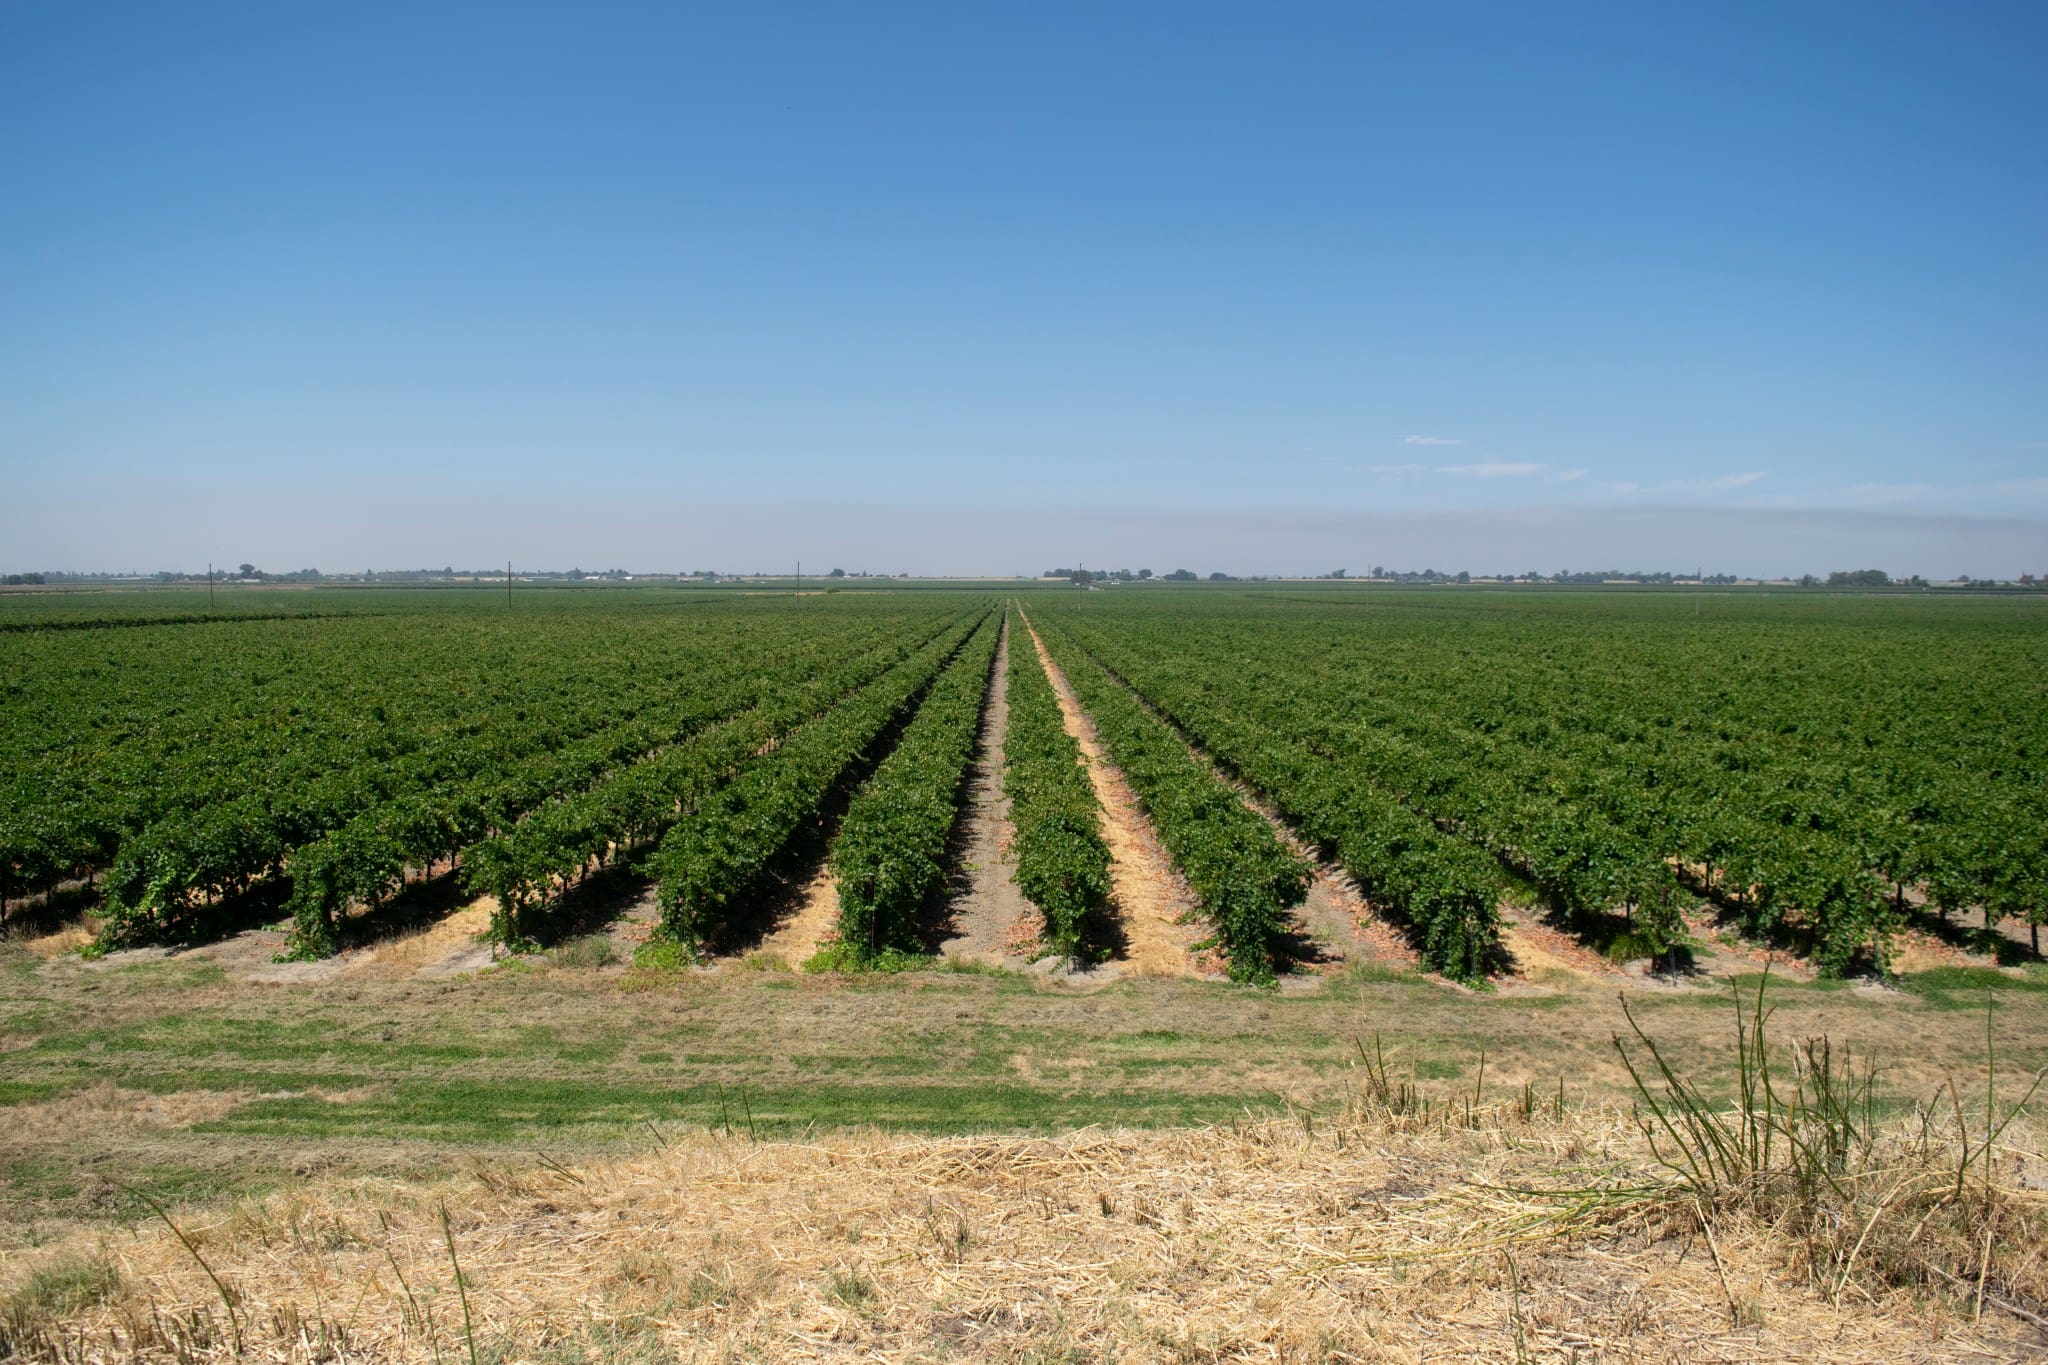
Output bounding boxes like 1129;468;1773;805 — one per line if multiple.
1104;700;1408;985
756;864;840;966
87;895;507;985
1020;615;1204;978
931;616;1037;967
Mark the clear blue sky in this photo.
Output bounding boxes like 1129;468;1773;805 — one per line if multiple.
3;2;2044;576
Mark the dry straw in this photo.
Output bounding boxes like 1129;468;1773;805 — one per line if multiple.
4;992;2043;1362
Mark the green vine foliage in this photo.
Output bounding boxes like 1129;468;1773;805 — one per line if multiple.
35;600;969;954
651;611;995;955
281;619;920;957
1034;592;2048;978
1036;618;1310;986
1002;615;1112;964
830;616;1002;959
1053;627;1502;983
474;610;983;948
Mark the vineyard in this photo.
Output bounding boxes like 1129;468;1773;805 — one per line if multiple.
1030;588;2048;981
2;584;2044;984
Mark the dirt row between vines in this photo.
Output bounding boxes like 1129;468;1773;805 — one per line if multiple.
1017;611;1460;988
929;615;1040;967
1017;614;1211;978
745;614;1041;970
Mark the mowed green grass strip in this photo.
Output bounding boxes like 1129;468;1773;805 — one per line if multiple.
5;944;2048;1231
195;1078;1256;1142
2;957;1353;1150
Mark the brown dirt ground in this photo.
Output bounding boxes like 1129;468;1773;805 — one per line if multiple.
1117;707;1419;990
755;865;841;968
1019;616;1206;979
932;615;1037;970
180;901;502;985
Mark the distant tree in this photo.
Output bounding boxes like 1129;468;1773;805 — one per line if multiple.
1072;569;1093;587
1456;570;1471;584
829;567;846;578
1207;571;1234;582
237;562;258;578
1329;568;1347;579
1825;569;1889;588
1164;569;1197;581
1137;568;1152;580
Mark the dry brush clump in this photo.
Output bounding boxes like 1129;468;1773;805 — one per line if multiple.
1601;974;2048;1328
3;996;2043;1363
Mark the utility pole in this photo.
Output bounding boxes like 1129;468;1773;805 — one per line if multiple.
796;560;801;600
207;562;215;611
507;559;512;609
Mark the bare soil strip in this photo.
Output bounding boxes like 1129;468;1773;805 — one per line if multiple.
1125;725;1383;983
1042;636;1430;984
86;897;506;985
755;864;840;966
933;616;1035;967
1130;732;1372;975
1020;615;1203;978
395;901;497;978
1495;901;1616;986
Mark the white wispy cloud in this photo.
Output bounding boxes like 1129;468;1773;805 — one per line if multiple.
1367;460;1548;479
1710;470;1766;488
1438;461;1544;478
1548;467;1591;483
1402;434;1464;446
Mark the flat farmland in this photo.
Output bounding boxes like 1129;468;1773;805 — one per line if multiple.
3;582;2045;1361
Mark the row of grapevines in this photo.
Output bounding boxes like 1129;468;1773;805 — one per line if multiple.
1295;671;1895;971
1042;595;1934;974
1044;618;1502;981
999;611;1112;963
1057;610;1688;952
470;610;983;946
829;614;1002;959
94;626;838;948
278;622;904;955
14;610;755;915
652;609;997;953
1030;615;1310;985
3;596;912;911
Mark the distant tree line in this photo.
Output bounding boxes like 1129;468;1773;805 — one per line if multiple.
1045;567;1241;585
1045;564;2046;589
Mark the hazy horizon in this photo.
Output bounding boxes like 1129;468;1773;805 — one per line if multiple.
10;497;2044;583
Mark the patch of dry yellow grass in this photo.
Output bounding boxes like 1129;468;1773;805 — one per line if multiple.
12;923;93;960
362;902;495;975
5;1106;2042;1362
